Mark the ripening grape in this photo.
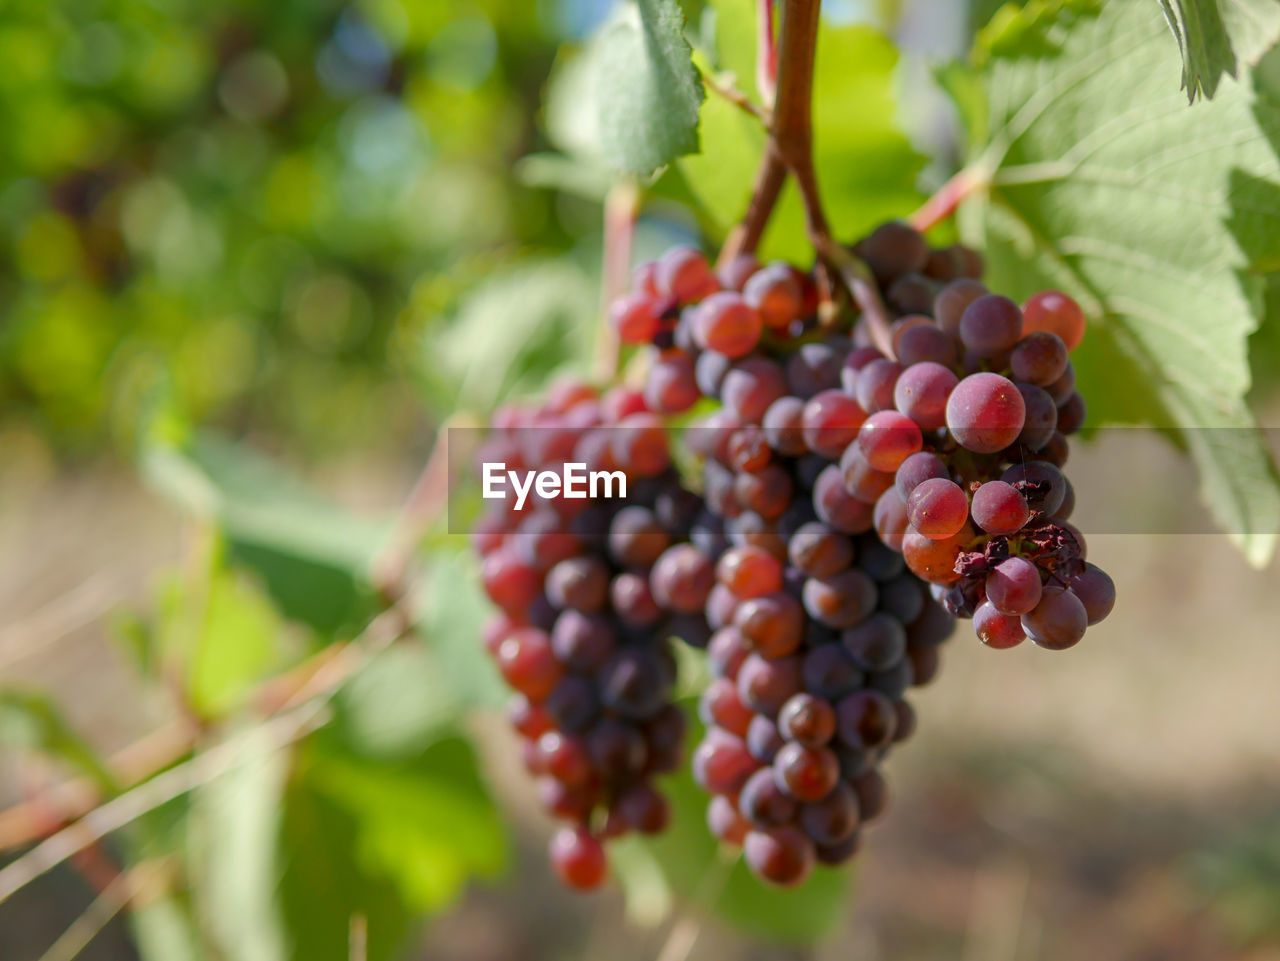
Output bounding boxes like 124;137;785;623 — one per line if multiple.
1021;587;1088;650
857;410;924;471
894;451;949;500
932;278;987;337
902;523;972;584
778;693;837;747
1068;563;1115;624
974;601;1025;649
859;221;929;281
802;389;868;458
735;593;805;658
893;361;958;430
854;358;905;413
722;358;788;422
788;522;855;577
744;262;805;329
945;373;1026;453
959;294;1023;356
611;293;662;344
739;767;799;827
693;292;764;358
969;481;1030;535
658;246;719;303
906;478;969;541
1010;330;1069;386
550;826;608;890
1022;290;1086;351
984;557;1042;616
743;826;815;887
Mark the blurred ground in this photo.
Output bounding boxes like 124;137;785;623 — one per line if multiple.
4;429;1280;961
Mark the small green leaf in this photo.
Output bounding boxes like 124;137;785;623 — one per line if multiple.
953;0;1280;565
279;771;414;961
415;553;507;711
334;641;460;759
298;732;507;917
1158;0;1280;101
593;0;704;174
143;432;391;637
186;568;283;717
428;260;597;413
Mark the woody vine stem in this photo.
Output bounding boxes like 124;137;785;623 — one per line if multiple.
722;0;898;358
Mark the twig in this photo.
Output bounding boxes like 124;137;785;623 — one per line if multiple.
35;866;139;961
698;65;772;124
0;574;122;671
813;234;896;358
593;179;641;381
717;147;788;268
371;411;477;603
0;599;414;894
0;720;198;851
908;166;988;233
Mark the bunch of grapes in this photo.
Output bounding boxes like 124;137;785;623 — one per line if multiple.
842;222;1116;650
471;218;1115;893
474;381;713;890
612;242;959;883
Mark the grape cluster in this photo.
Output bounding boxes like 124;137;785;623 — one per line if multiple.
472;219;1114;893
474;383;712;890
612;241;960;884
843;223;1115;650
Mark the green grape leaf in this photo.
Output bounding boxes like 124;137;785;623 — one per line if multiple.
427;259;597;413
612;705;852;943
142;432;391;637
278;731;507;961
154;563;284;718
592;0;704;174
332;640;462;759
1157;0;1280;101
414;554;508;711
952;0;1280;565
679;0;924;260
189;725;289;961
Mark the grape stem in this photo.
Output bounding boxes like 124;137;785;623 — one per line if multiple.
908;166;987;233
812;234;896;358
593;179;641;379
771;0;828;247
717;147;787;267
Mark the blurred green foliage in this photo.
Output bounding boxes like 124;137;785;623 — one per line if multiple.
0;0;583;457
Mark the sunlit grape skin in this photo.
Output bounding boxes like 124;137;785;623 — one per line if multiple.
550;827;608;890
945;372;1026;453
1022;290;1086;351
906;478;969;541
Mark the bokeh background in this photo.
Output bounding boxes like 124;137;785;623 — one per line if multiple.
3;1;1280;960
